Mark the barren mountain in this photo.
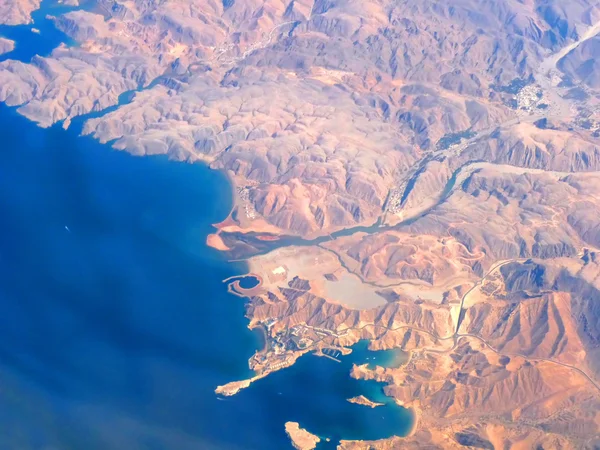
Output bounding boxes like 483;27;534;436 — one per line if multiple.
0;0;41;25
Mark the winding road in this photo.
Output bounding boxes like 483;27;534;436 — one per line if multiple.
224;18;600;397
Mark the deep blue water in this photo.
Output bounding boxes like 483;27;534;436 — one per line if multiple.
0;105;413;449
235;276;260;290
0;1;77;63
0;4;414;448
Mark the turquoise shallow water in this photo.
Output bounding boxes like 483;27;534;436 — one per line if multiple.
0;5;414;447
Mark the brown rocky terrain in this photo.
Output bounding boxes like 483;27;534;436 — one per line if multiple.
284;422;320;450
351;336;600;448
2;0;600;447
0;0;41;25
0;37;14;55
559;33;600;89
338;421;577;449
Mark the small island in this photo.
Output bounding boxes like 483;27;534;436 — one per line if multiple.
347;395;384;408
285;422;320;450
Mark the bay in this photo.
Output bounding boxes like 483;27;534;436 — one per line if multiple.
0;7;414;446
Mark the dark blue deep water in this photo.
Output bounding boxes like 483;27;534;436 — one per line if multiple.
0;1;77;63
0;105;413;449
0;4;414;447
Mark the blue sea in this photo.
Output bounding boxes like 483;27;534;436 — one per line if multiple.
0;4;414;448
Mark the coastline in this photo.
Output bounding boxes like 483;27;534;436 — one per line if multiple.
0;27;417;446
406;405;420;437
0;100;417;448
0;0;597;447
0;101;281;448
252;325;268;354
208;167;419;442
